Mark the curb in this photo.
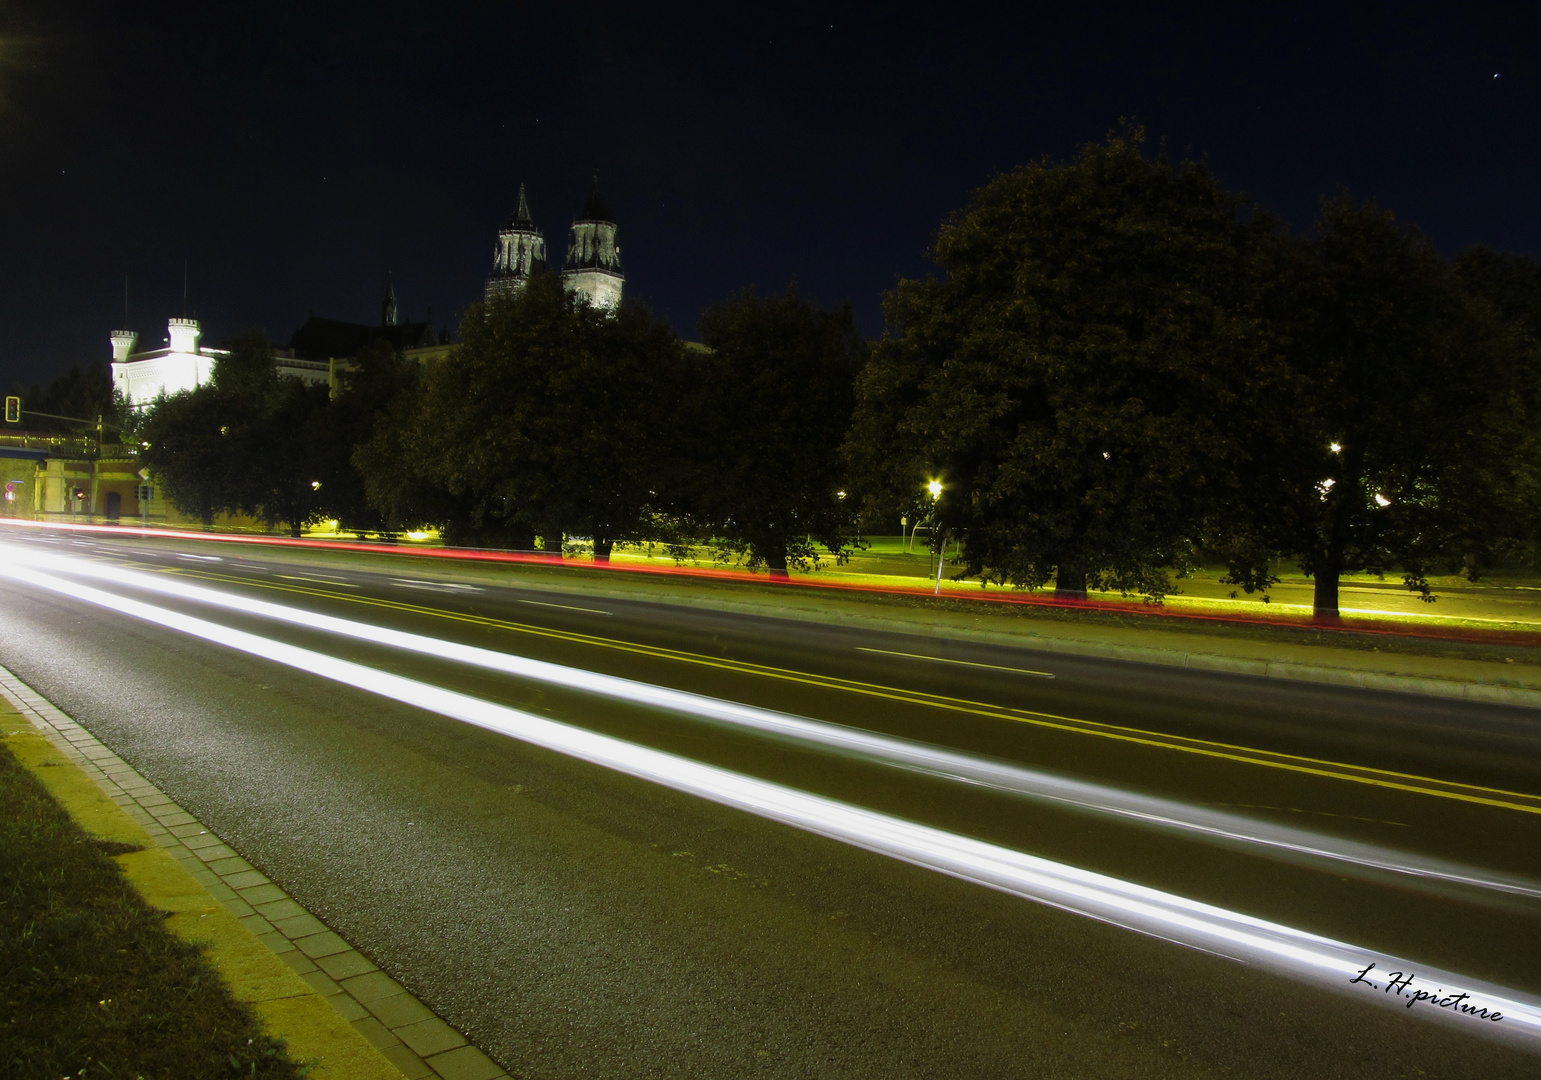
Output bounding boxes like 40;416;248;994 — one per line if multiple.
0;664;514;1080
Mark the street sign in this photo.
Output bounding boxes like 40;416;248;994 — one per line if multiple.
3;481;15;502
3;396;18;423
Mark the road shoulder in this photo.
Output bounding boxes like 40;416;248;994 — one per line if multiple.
0;663;512;1080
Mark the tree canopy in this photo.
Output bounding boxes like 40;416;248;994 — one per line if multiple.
358;272;689;554
847;127;1285;599
693;285;866;576
1261;199;1527;618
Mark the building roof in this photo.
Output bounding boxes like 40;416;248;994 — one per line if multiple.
287;316;438;361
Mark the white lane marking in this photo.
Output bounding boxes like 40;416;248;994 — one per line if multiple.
857;646;1054;678
390;578;483;593
516;597;611;615
177;553;223;561
10;543;1539;903
3;558;1537;1042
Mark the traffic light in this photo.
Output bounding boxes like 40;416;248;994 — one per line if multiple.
4;396;18;423
72;488;87;502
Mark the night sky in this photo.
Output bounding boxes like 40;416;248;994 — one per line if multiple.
1;2;1535;388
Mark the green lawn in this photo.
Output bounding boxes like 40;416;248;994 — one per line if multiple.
0;737;305;1080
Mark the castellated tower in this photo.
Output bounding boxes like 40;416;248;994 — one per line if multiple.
561;176;624;311
486;183;547;303
110;330;139;362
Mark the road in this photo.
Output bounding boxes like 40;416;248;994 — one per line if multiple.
2;528;1539;1078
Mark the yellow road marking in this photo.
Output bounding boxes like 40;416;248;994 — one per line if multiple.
159;566;1541;816
857;646;1054;678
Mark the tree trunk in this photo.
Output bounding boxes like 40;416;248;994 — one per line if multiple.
539;531;563;559
593;538;614;563
765;539;790;581
290;521;303;539
1054;562;1088;601
1312;564;1341;623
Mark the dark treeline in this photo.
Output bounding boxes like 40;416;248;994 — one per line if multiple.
8;362;116;434
136;128;1541;619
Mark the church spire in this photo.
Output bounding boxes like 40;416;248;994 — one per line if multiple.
511;182;534;228
381;276;399;326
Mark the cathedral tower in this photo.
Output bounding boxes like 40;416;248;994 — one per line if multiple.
486;183;547;303
561;175;624;310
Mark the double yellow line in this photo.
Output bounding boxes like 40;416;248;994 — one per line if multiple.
169;566;1541;817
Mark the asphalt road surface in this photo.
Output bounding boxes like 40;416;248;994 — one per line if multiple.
2;529;1539;1079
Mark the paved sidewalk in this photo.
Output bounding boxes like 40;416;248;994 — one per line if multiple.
0;664;513;1080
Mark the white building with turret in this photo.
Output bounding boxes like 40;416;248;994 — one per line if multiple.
112;316;332;406
110;318;225;406
484;176;625;310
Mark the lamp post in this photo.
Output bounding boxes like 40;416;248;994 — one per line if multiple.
927;480;945;596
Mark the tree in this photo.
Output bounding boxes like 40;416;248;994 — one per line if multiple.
310;339;418;535
692;284;866;577
7;362;116;434
210;331;330;537
1266;199;1526;619
369;272;687;554
1454;247;1541;563
139;385;231;528
846;127;1284;599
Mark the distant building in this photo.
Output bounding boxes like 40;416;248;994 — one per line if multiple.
111;315;334;406
485;176;625;310
111;318;225;405
286;279;442;362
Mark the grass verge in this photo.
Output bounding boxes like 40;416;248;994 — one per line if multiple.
0;736;306;1080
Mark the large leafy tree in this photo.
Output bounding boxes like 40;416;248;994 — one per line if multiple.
139;385;231;528
691;285;866;577
309;339;419;535
1454;246;1541;561
1264;199;1525;619
379;271;686;555
211;332;330;537
847;128;1284;599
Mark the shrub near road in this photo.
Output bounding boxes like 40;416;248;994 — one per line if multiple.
0;738;304;1080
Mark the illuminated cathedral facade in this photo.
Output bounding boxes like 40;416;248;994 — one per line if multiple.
486;177;624;310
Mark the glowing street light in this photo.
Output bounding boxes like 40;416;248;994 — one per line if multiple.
927;479;943;500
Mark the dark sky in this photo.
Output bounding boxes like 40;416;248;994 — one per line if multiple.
1;2;1535;388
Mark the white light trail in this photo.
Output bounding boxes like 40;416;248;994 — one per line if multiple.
8;542;1540;903
3;554;1541;1042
